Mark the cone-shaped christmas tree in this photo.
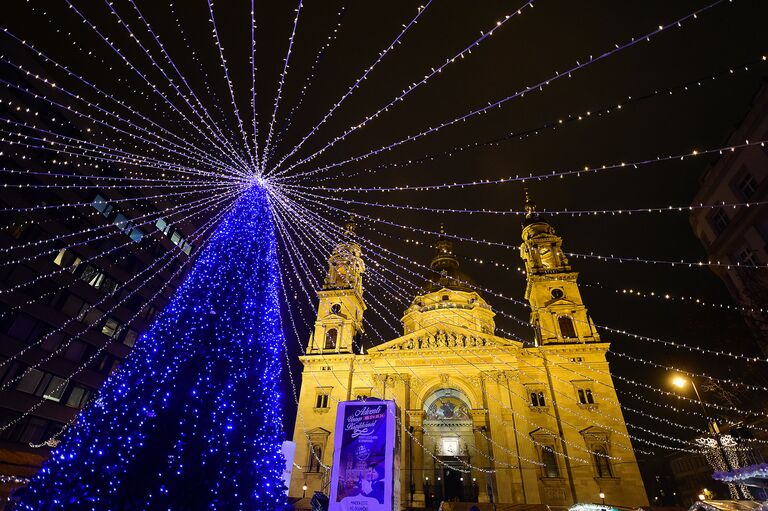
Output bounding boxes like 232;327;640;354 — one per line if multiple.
19;186;286;510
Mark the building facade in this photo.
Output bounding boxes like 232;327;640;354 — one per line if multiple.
289;207;648;508
689;81;768;356
0;65;198;501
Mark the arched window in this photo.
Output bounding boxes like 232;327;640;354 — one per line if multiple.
558;316;577;339
541;446;560;478
593;446;612;477
324;328;338;350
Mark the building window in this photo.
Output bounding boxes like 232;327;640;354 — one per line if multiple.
577;388;595;405
123;328;139;347
62;340;90;363
16;368;66;402
5;314;49;344
315;393;330;409
530;390;546;407
77;303;103;325
2;214;32;240
442;295;449;301
324;328;338;350
558;316;577;339
101;317;123;339
52;249;81;273
737;247;759;266
541;445;560;478
711;208;730;234
65;385;91;409
593;446;613;477
736;172;759;199
91;193;113;217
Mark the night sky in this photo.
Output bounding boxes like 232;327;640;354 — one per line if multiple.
5;0;768;475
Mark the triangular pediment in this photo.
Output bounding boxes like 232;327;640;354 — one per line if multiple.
367;324;522;353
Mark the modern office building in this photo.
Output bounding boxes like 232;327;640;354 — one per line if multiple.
0;65;200;502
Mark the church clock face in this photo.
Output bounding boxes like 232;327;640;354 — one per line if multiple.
551;288;564;299
330;303;342;315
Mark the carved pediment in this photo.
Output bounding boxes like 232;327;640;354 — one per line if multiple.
367;325;522;353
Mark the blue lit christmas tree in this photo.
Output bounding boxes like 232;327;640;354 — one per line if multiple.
19;185;286;510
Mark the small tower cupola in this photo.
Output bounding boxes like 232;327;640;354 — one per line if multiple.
520;190;571;275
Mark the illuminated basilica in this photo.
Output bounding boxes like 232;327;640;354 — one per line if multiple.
289;199;648;508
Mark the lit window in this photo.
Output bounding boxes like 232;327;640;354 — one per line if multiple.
170;230;182;245
155;217;168;232
101;317;122;338
53;249;81;272
16;368;66;402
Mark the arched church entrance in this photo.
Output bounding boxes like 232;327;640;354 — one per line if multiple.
421;388;479;507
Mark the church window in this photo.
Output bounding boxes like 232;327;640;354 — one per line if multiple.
577;388;595;405
558;316;577;339
315;393;329;409
541;445;560;478
530;391;546;407
324;328;337;350
442;295;449;301
593;446;613;477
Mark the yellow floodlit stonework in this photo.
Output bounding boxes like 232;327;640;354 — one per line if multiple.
289;208;648;508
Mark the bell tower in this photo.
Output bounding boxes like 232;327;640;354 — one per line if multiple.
308;219;366;354
519;192;599;345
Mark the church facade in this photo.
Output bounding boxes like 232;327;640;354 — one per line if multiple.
289;203;648;508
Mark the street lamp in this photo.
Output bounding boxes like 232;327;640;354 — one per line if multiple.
672;375;746;499
302;484;308;498
670;375;716;433
599;492;605;505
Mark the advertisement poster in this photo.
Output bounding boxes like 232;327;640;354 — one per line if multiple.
329;400;397;511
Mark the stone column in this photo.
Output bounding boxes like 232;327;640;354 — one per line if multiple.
472;410;491;503
408;411;426;507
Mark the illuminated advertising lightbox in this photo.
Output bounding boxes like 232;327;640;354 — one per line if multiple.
329;400;399;511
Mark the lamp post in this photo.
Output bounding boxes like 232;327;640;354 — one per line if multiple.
599;491;605;505
671;376;715;433
671;375;745;499
302;484;308;499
